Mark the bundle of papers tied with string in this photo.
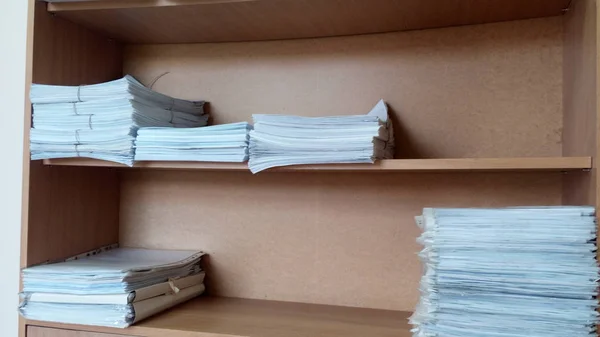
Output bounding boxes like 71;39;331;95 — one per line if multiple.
29;75;207;166
135;122;251;163
19;247;206;328
248;99;394;173
411;206;599;337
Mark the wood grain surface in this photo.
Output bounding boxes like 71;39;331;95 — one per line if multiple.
47;0;570;44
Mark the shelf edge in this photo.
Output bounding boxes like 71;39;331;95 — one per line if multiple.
47;0;258;12
41;157;593;172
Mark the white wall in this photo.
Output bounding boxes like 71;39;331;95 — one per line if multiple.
0;0;28;335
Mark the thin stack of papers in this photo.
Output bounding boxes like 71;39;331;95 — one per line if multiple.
248;100;394;173
411;207;599;337
20;247;206;328
135;122;251;162
30;75;207;166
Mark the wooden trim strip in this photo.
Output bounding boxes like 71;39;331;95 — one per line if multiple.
47;0;257;12
42;157;593;172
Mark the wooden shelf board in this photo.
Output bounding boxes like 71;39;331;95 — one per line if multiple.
45;0;571;44
26;296;412;337
42;157;592;172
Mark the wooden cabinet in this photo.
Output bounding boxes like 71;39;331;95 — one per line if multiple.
21;0;599;336
28;327;127;337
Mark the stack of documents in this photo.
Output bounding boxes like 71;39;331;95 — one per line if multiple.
20;247;206;328
411;207;599;337
29;75;207;166
135;122;251;163
248;100;394;173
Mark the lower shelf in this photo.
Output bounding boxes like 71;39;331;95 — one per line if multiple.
27;297;412;337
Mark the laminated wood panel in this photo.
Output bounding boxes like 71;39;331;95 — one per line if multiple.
22;1;122;267
120;171;563;311
562;0;598;206
124;18;564;159
46;0;570;44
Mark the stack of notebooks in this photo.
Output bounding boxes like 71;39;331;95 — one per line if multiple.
248;99;394;173
29;75;208;166
411;207;599;337
135;122;251;163
20;247;206;328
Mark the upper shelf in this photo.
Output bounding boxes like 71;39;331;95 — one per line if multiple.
45;0;572;44
28;296;411;337
42;157;593;172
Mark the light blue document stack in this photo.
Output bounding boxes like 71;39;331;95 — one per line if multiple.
411;207;599;337
20;247;206;328
29;75;207;166
134;122;251;163
248;100;394;173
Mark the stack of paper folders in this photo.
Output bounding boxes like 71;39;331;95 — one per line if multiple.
134;122;251;162
411;207;599;337
29;75;208;166
19;247;206;328
248;100;394;173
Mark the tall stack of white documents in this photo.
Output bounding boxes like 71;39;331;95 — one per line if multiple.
248;99;394;173
411;207;599;337
29;75;207;166
135;122;251;163
19;247;206;328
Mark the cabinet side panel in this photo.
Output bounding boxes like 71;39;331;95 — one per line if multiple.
22;2;122;267
563;0;598;206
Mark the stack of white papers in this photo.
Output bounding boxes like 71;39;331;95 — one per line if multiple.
411;207;599;337
135;122;251;163
20;247;206;328
30;75;207;166
248;100;394;173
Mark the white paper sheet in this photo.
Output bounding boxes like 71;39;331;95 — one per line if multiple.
248;99;394;173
